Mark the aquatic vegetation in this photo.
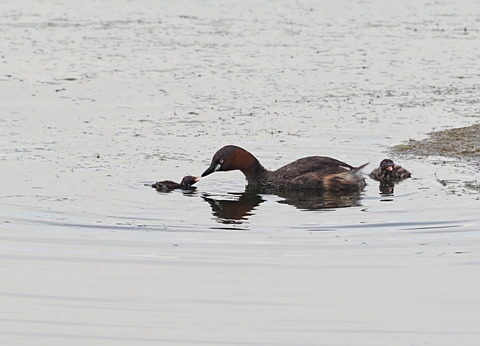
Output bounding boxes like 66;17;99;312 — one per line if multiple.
392;124;479;193
465;180;480;192
391;124;480;159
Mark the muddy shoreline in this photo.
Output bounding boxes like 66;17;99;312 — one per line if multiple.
392;124;480;160
391;124;480;191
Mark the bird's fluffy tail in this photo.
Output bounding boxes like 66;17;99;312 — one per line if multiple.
352;162;369;175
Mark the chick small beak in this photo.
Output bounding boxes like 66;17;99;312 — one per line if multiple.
385;165;394;172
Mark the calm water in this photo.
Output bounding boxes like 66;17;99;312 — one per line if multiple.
1;0;480;345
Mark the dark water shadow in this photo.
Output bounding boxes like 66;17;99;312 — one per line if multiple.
271;188;363;211
202;186;363;224
378;180;396;196
201;191;265;225
375;179;414;197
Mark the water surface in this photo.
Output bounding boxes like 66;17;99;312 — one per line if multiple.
1;0;479;345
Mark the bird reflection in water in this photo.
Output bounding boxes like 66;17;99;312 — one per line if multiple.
201;191;265;224
379;180;395;195
202;186;363;224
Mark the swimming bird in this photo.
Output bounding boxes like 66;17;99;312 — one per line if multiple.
369;159;411;181
152;175;198;191
201;145;368;191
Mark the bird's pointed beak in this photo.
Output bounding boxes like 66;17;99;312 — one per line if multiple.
201;164;216;177
385;165;394;172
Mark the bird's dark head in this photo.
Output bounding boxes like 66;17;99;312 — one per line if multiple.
201;145;255;177
180;175;199;188
380;159;395;173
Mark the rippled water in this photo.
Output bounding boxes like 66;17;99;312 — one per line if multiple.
1;0;480;345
